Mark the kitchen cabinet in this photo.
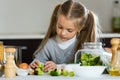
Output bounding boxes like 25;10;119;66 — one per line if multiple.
0;39;42;64
100;33;120;48
100;38;112;48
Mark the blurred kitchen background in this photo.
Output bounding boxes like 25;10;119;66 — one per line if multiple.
0;0;120;64
0;0;120;34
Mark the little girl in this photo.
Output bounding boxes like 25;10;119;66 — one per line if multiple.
30;0;109;72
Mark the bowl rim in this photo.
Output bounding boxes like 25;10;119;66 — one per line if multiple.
79;66;107;67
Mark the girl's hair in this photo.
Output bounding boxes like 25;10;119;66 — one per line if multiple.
34;0;101;55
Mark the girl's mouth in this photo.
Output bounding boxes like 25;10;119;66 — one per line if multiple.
59;36;67;41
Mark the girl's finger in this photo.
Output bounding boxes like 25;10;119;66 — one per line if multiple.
30;62;38;69
44;65;54;72
44;64;51;70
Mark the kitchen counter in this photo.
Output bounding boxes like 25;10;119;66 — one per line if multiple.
0;74;120;80
100;33;120;38
0;33;120;39
0;33;45;39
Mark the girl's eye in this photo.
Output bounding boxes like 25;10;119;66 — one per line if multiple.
57;24;74;33
67;29;73;33
57;25;63;29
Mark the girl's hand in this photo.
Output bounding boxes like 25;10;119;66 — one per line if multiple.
30;61;39;69
104;47;112;53
44;61;57;72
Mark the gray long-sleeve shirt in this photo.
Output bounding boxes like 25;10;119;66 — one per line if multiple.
34;37;76;64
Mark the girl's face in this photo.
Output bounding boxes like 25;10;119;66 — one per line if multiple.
56;15;78;41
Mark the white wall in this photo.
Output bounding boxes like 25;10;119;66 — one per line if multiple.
0;0;119;34
0;0;60;34
78;0;117;33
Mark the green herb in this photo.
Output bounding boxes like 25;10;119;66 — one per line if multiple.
80;53;103;66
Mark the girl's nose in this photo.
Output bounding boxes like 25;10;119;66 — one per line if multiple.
61;30;66;36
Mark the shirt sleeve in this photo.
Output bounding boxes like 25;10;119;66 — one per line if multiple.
34;42;51;63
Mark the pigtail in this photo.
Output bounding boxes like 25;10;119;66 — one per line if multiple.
33;4;61;56
86;11;101;42
75;11;101;52
83;11;96;41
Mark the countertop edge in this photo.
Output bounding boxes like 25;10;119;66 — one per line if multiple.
100;33;120;38
0;33;119;39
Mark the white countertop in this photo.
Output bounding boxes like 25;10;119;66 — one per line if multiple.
0;33;45;39
0;33;119;39
100;33;120;38
0;74;120;80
